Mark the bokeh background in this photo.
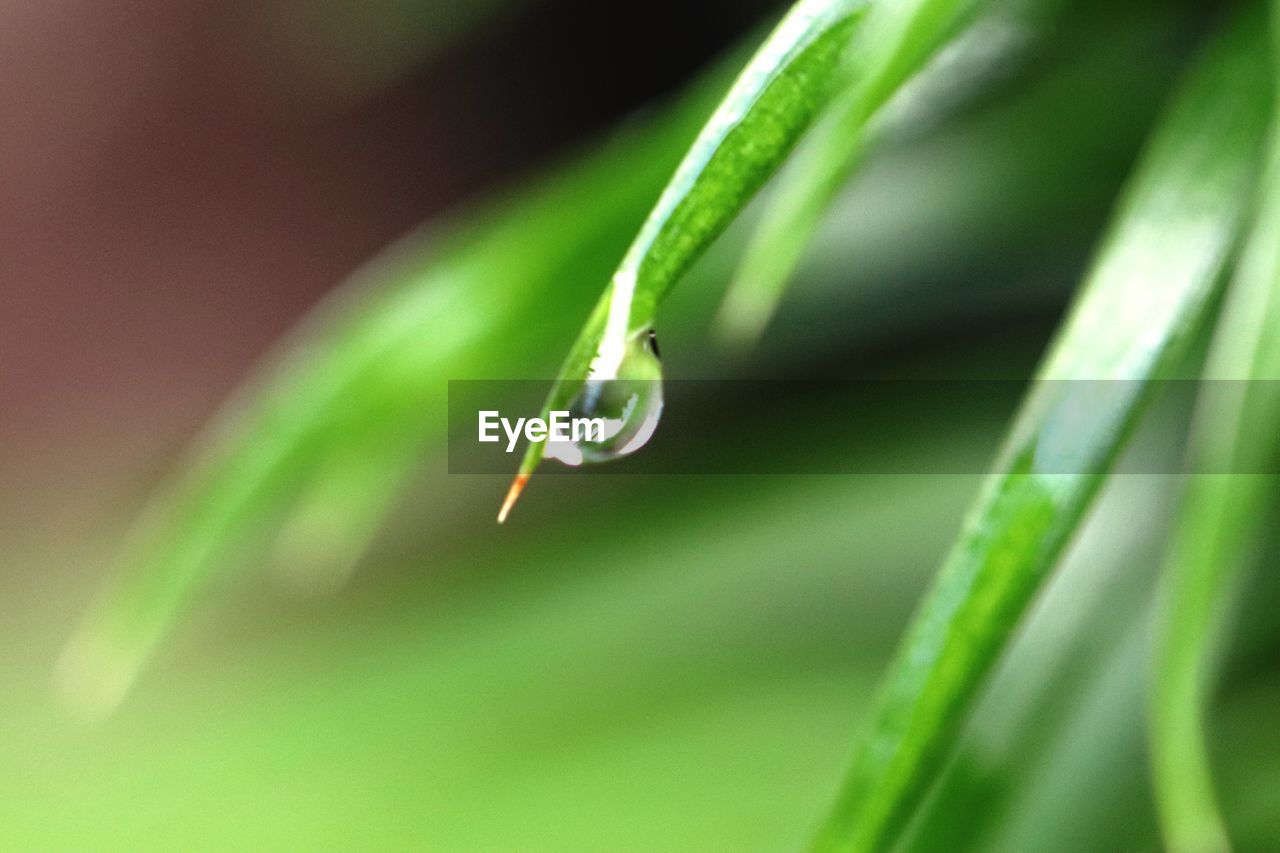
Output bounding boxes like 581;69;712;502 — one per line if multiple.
4;0;1279;849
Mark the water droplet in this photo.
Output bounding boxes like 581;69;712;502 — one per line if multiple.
546;328;663;466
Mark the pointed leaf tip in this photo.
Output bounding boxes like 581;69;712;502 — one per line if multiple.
497;473;529;524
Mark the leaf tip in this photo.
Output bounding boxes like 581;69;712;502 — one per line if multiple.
497;473;529;524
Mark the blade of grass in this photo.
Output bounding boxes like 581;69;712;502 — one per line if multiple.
812;14;1271;852
511;0;1005;502
507;0;868;506
1150;46;1280;853
899;472;1171;852
716;0;999;344
54;73;731;719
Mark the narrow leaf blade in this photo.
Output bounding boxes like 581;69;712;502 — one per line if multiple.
54;86;721;718
513;0;868;484
813;15;1271;852
719;0;990;343
1151;63;1280;853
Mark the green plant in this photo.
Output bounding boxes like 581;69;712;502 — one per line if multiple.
58;0;1280;850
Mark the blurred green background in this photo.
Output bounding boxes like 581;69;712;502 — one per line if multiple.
3;0;1278;849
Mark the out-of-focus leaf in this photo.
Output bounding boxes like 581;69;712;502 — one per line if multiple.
55;73;728;719
256;0;541;106
1150;67;1280;853
812;16;1271;852
900;472;1175;852
269;431;416;594
514;0;995;492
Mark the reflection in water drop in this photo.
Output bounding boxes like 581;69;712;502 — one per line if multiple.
546;328;664;466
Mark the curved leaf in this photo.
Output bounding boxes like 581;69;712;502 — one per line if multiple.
718;0;995;343
54;76;727;719
510;0;1012;507
812;15;1271;852
1151;59;1280;853
508;0;870;505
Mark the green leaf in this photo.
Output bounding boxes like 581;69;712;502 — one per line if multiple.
812;15;1271;852
717;0;993;343
512;0;1013;501
508;0;869;499
268;432;417;594
1150;62;1280;853
898;473;1170;852
54;76;726;719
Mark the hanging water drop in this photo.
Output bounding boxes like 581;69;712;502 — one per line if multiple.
545;328;664;467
